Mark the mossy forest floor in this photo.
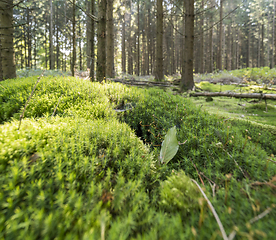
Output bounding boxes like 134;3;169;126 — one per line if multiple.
0;69;276;239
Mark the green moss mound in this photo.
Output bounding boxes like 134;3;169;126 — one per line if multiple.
0;117;158;239
121;88;276;182
0;76;137;123
160;170;201;213
1;76;276;239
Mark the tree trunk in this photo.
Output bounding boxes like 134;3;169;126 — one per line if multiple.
0;0;16;79
27;8;32;68
247;23;250;68
227;23;231;70
49;0;54;69
180;0;194;91
79;21;82;71
86;0;91;69
137;0;140;76
147;5;150;75
266;11;270;67
56;5;60;70
142;17;146;75
0;37;2;81
155;0;163;81
208;0;214;73
257;23;261;68
127;0;133;75
96;0;107;82
72;0;76;76
261;24;264;67
106;0;114;77
89;0;95;80
199;0;204;73
218;0;223;70
122;6;126;73
272;0;275;68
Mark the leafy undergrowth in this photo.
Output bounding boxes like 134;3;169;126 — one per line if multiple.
1;75;276;239
195;67;276;85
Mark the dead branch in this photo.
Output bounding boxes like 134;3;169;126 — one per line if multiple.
18;72;44;130
190;92;276;100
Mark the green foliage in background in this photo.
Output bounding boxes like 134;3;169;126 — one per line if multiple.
0;75;276;239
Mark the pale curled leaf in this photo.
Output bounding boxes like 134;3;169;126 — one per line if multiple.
160;126;179;164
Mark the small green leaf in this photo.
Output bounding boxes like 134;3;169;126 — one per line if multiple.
160;126;179;164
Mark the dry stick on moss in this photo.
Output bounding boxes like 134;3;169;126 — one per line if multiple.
222;148;247;179
228;207;273;240
18;72;44;130
52;96;62;117
200;172;217;198
0;83;7;90
268;158;276;164
191;179;229;240
190;158;205;185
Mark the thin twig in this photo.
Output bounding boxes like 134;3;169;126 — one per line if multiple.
249;207;272;224
228;207;273;240
52;96;62;117
18;72;44;130
191;179;228;240
223;148;247;179
190;158;204;185
200;172;217;197
268;158;276;164
67;0;98;22
0;83;7;90
178;140;187;145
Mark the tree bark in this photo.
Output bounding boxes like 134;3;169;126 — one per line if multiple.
199;0;204;73
72;0;76;76
155;0;164;81
0;37;2;81
261;24;264;67
247;22;250;68
122;4;126;73
86;0;91;69
0;0;16;79
56;5;60;69
49;0;54;69
180;0;194;91
218;0;223;70
137;0;140;76
96;0;107;82
227;23;231;70
127;0;133;75
272;0;275;68
27;8;32;68
89;0;95;81
106;0;114;78
79;21;82;71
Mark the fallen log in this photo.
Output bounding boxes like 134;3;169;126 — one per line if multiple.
110;78;176;88
190;92;276;100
